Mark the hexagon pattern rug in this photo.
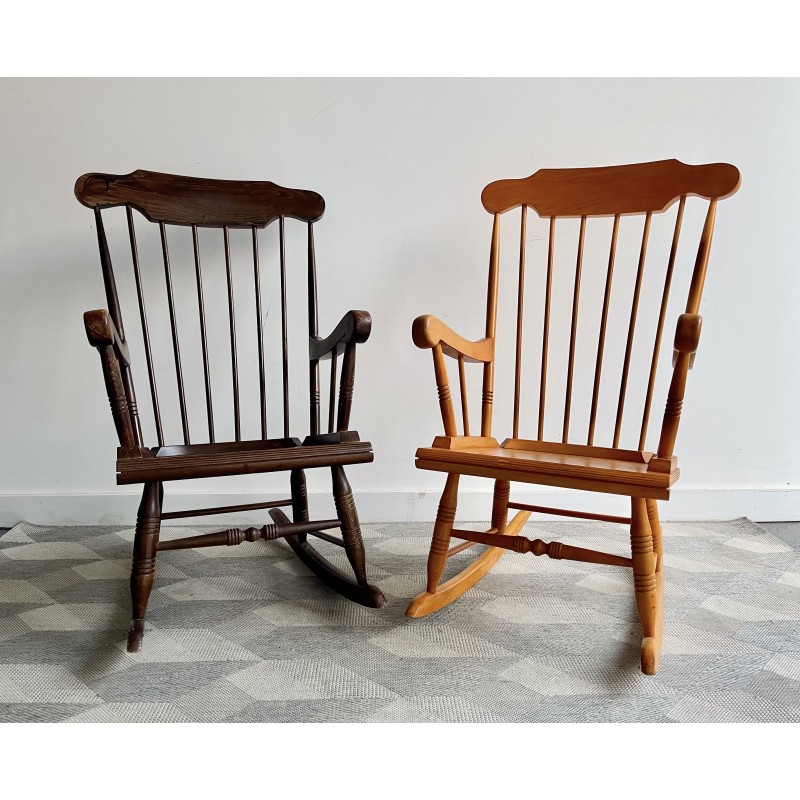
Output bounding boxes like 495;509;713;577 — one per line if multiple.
0;518;798;722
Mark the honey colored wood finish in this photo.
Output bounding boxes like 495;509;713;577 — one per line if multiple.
77;170;384;651
416;440;678;500
406;508;532;618
408;160;740;674
481;159;740;217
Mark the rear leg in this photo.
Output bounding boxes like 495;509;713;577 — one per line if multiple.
276;465;385;608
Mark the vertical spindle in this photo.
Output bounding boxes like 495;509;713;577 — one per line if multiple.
336;342;356;432
434;344;457;436
685;200;718;315
538;217;555;440
127;206;163;446
613;212;652;448
481;214;500;437
639;197;685;451
458;354;470;436
96;209;142;446
328;348;338;434
587;214;620;446
252;227;267;439
223;226;240;442
563;215;586;443
512;205;527;439
192;225;214;443
308;223;320;436
160;222;190;445
279;216;289;438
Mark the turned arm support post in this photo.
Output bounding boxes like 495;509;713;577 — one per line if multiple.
656;313;702;459
310;310;371;432
84;309;136;448
413;314;494;437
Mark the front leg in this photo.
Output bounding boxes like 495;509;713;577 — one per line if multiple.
290;468;309;543
331;465;368;586
630;497;663;674
128;481;162;652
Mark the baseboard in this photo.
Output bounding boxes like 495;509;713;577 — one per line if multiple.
1;488;798;527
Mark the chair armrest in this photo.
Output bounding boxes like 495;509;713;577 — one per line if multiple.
310;310;372;361
671;312;702;369
412;315;494;363
84;309;130;366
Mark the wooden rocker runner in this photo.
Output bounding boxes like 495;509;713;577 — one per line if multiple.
407;160;740;674
76;170;385;652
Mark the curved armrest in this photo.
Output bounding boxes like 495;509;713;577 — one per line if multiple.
310;310;372;361
412;315;494;363
84;309;130;366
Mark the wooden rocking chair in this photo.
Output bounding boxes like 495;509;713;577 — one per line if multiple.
76;170;386;652
407;160;740;674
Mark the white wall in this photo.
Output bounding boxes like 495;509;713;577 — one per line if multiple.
1;78;799;525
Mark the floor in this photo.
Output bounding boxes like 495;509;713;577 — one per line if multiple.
0;517;798;722
758;522;800;548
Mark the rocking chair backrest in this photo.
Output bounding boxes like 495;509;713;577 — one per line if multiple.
75;170;333;449
475;159;740;453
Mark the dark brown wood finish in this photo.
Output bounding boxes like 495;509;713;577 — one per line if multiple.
408;159;741;676
78;169;384;651
76;170;325;227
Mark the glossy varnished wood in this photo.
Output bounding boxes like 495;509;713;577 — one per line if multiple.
415;440;677;499
75;170;325;227
409;160;740;674
481;159;740;216
406;508;531;618
79;169;383;649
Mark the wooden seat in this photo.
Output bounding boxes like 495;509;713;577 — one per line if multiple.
416;437;677;499
76;170;386;652
116;436;374;484
407;159;741;675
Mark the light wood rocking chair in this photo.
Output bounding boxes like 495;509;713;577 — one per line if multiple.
76;170;386;652
407;159;740;674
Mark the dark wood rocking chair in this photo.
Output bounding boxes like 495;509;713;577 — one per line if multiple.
76;170;386;652
407;159;740;674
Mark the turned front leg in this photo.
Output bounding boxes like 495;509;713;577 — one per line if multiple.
427;473;459;593
631;496;662;674
331;465;368;586
128;481;162;652
491;479;510;534
630;498;657;632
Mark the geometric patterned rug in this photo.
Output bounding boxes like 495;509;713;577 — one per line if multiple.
1;517;798;723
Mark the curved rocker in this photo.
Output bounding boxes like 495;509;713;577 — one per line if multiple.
406;507;531;618
270;508;386;608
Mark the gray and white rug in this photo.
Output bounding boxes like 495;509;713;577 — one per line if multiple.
0;518;798;723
